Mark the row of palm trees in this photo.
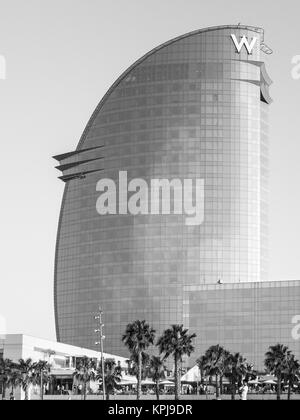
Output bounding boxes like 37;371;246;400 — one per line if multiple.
265;344;300;400
197;345;254;400
197;344;300;400
0;355;124;401
73;356;123;400
0;322;195;401
0;359;50;400
68;322;194;401
121;320;300;401
122;321;195;400
1;321;299;400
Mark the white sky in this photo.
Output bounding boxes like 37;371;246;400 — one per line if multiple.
0;0;299;340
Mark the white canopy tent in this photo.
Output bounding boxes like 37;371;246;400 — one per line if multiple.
181;365;201;383
159;379;174;386
119;373;137;386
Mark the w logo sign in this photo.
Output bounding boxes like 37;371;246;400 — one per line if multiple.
231;34;257;54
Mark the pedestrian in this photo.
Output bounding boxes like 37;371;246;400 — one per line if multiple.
239;380;249;400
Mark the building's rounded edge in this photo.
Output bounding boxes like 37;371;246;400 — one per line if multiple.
76;24;264;151
53;182;70;342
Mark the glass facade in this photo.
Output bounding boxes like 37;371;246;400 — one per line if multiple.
54;26;274;359
184;280;300;370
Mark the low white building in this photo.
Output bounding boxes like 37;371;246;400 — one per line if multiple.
0;334;128;400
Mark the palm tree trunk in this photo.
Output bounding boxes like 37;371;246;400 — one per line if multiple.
231;381;236;400
137;351;142;400
156;381;160;400
215;375;220;399
174;356;179;400
288;382;291;400
40;371;44;400
83;382;87;401
277;375;281;401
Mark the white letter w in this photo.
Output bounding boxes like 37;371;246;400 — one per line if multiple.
231;34;257;54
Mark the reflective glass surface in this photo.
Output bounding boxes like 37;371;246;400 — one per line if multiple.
55;26;274;360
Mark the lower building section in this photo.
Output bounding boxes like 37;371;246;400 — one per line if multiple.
184;280;300;370
55;279;300;372
0;334;127;400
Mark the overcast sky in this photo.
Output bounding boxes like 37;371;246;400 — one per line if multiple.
0;0;299;340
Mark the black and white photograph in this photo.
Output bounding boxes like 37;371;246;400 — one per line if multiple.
1;0;300;409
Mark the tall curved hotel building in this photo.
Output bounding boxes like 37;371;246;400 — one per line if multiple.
53;25;281;363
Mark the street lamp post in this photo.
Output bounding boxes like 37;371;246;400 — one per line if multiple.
95;306;106;400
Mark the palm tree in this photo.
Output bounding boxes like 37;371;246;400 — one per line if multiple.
0;358;13;399
18;358;38;400
7;366;21;400
122;320;156;400
149;356;166;400
73;356;96;400
265;343;291;400
201;345;228;399
97;359;122;400
224;353;251;400
157;324;196;400
127;352;150;380
196;354;209;397
34;361;51;400
283;354;300;400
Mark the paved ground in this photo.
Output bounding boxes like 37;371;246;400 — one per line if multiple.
37;393;300;400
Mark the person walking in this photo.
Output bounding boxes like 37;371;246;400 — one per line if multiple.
239;380;249;400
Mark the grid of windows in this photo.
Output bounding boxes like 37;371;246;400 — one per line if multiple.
184;280;300;370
